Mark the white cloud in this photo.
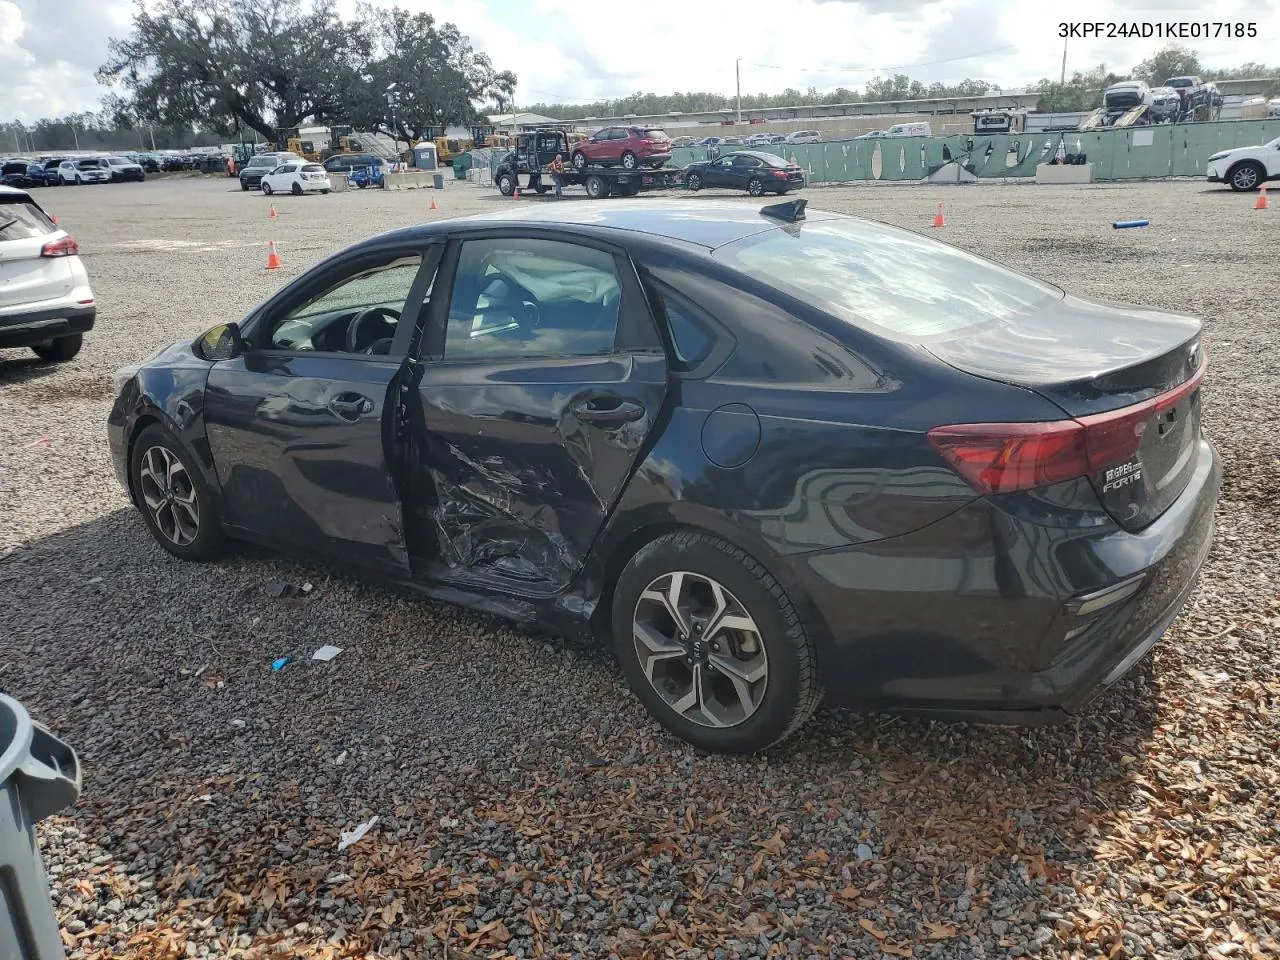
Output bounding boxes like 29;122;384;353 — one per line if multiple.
4;0;1275;124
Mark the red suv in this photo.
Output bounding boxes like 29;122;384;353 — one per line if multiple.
570;126;672;171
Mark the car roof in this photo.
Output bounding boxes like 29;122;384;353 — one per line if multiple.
0;185;34;202
441;199;843;250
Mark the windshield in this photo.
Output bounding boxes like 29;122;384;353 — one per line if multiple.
107;158;129;165
713;217;1062;340
249;158;274;168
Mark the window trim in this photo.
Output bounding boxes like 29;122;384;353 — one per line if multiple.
419;229;663;365
240;243;443;361
640;274;735;378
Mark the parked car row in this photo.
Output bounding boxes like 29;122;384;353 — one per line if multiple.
237;152;333;195
0;155;147;187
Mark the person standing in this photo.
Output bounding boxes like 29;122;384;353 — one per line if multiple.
549;152;566;199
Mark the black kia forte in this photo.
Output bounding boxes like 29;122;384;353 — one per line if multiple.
107;199;1220;753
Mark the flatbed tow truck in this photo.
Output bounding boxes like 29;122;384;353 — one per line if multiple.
494;129;683;199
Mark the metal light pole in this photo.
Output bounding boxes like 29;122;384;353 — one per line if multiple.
385;83;401;165
1060;39;1067;87
736;59;742;124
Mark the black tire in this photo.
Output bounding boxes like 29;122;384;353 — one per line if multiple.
291;182;303;196
1228;161;1264;192
321;189;330;195
240;181;250;191
585;175;610;200
571;152;587;171
129;424;228;562
356;180;367;189
611;531;821;754
685;172;702;191
262;182;273;195
620;151;638;170
497;173;515;196
747;177;765;197
30;334;82;363
617;184;639;197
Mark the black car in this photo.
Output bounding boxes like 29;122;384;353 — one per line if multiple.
103;157;147;182
0;159;43;189
683;151;805;196
107;199;1219;754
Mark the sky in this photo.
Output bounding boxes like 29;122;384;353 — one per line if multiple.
2;0;1275;124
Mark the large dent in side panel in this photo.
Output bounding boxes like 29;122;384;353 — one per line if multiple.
429;440;578;581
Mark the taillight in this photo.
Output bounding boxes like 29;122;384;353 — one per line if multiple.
40;235;79;257
771;170;789;178
929;356;1207;495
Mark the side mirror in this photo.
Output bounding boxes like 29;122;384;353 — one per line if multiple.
197;322;246;361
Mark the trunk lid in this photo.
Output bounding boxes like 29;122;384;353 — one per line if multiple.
926;294;1204;531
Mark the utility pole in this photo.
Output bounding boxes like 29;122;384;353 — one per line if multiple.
1060;39;1067;87
736;59;742;124
150;126;156;151
72;123;80;151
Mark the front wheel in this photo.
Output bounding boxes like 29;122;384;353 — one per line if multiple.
496;173;515;196
31;334;82;363
685;172;703;191
747;177;765;197
611;531;821;754
130;424;228;562
1228;162;1264;191
571;152;587;171
356;180;367;189
240;181;250;191
262;182;273;195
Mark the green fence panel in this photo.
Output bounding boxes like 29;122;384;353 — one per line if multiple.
671;119;1278;184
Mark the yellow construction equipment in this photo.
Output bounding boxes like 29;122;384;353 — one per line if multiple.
433;136;475;166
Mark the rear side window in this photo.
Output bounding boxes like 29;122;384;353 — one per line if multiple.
0;201;55;240
713;217;1061;340
648;285;714;368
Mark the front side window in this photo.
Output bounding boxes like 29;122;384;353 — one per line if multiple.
268;254;425;354
444;238;622;360
714;217;1062;340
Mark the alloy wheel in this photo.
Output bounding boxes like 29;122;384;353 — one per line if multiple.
1232;166;1259;190
632;571;769;728
138;445;200;546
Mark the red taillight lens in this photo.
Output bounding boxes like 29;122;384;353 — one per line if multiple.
930;356;1207;496
928;421;1089;494
41;235;78;257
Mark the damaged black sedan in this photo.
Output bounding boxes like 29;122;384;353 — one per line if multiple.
108;199;1219;753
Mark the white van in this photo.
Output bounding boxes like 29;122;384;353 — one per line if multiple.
884;122;932;138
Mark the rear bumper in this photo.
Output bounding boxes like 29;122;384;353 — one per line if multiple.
0;304;96;348
799;437;1221;719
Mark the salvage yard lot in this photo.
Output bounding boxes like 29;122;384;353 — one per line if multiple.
1;177;1277;959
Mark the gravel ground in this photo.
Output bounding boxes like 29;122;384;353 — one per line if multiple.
1;174;1277;960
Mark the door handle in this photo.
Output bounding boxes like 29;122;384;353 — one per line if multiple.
328;394;374;420
573;396;646;425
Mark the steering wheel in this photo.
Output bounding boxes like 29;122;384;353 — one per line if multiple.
345;306;400;353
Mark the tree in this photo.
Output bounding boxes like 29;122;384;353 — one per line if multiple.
343;5;515;140
1132;45;1203;86
97;0;512;143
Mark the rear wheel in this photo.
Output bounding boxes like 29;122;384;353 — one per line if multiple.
31;335;82;363
291;182;303;196
1228;161;1264;191
130;424;227;562
585;175;611;200
611;531;821;754
620;151;638;170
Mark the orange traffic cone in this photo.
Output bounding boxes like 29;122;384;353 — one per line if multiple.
430;194;437;210
265;241;281;271
50;214;58;225
1255;185;1268;210
932;203;945;228
269;205;277;219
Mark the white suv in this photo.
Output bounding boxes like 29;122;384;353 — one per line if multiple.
1206;136;1280;192
58;158;111;185
0;186;96;362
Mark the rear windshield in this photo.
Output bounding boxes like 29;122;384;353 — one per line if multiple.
759;154;790;167
302;164;324;172
714;217;1062;340
641;128;669;139
0;200;55;240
